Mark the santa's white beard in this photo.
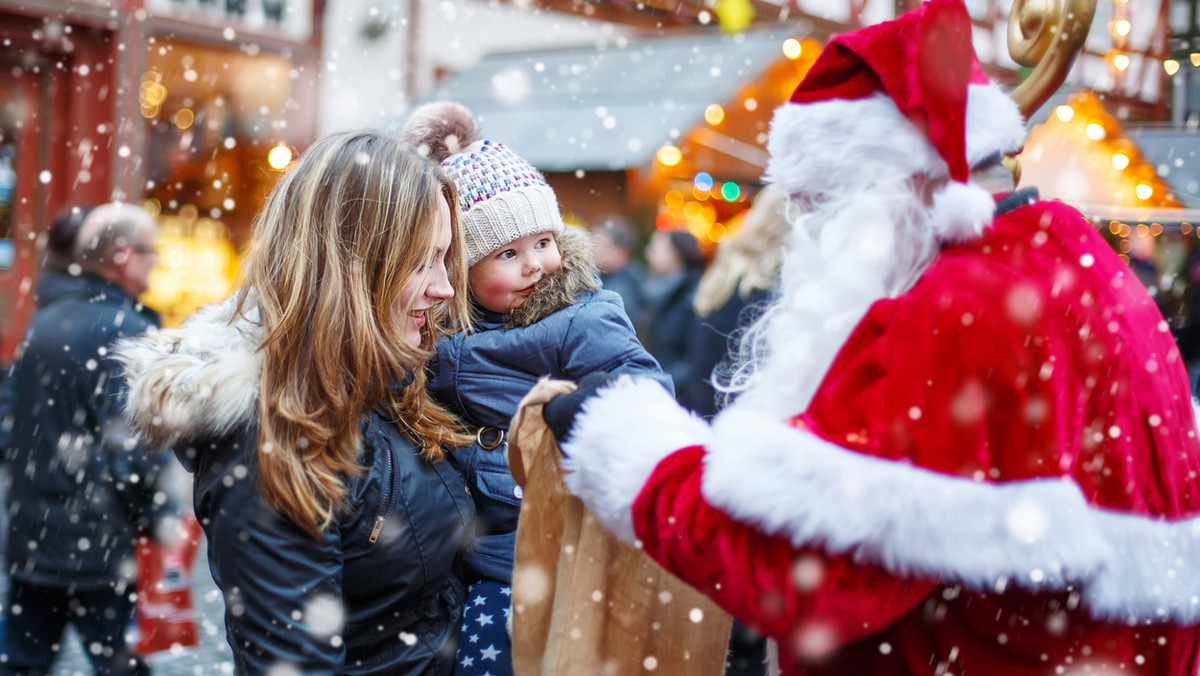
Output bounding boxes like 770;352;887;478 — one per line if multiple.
719;176;941;418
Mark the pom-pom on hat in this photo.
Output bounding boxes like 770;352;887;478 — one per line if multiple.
402;101;565;266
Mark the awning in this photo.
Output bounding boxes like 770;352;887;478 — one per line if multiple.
1125;127;1200;210
415;30;792;172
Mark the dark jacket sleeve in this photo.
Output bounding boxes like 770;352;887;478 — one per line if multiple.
197;438;345;674
560;293;675;396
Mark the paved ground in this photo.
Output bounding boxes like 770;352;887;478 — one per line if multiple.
45;541;234;676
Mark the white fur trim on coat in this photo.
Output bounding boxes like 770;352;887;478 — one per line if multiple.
700;405;1200;624
114;294;263;449
561;377;711;543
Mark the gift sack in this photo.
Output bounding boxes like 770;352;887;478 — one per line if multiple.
133;511;202;657
507;379;732;676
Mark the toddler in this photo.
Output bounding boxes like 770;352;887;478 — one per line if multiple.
403;102;671;676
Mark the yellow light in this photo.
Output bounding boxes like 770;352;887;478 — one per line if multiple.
656;145;682;167
267;145;293;170
664;189;684;209
1114;20;1131;37
1055;105;1074;122
782;38;802;60
1190;53;1200;67
1136;184;1153;200
1113;54;1130;71
1086;123;1105;140
1151;223;1163;236
1165;59;1181;75
704;104;725;126
173;108;195;130
1112;153;1129;170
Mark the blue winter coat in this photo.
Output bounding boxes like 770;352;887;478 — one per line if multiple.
6;273;169;589
115;298;475;675
430;228;672;584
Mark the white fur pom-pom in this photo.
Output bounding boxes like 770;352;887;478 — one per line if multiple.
928;180;995;244
401;101;480;162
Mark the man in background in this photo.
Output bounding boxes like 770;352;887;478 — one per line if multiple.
591;216;644;324
3;202;169;676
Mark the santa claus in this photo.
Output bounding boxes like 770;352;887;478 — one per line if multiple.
539;0;1200;673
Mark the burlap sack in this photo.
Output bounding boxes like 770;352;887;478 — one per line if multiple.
507;378;732;676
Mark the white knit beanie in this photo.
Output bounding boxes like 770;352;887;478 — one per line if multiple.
401;102;565;266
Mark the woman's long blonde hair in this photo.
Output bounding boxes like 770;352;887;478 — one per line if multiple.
235;129;473;539
694;188;790;317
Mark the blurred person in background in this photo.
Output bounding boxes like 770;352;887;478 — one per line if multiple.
115;130;477;674
2;202;169;676
639;228;705;401
687;188;789;420
591;215;644;323
37;204;95;306
2;205;95;453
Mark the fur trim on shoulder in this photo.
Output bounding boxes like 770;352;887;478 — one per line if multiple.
504;226;600;328
113;294;263;449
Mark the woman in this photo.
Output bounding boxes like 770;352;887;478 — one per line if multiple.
115;129;476;673
639;228;706;406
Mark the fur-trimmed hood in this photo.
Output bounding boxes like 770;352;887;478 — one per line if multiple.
113;295;264;450
502;226;600;329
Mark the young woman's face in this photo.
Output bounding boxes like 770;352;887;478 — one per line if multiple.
468;231;562;314
394;194;455;347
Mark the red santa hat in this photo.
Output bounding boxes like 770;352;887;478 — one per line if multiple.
765;0;1026;241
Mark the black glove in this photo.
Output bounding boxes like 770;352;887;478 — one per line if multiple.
542;371;620;448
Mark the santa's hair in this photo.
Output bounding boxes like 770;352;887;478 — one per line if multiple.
719;165;939;416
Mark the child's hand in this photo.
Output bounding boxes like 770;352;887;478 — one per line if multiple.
541;372;620;448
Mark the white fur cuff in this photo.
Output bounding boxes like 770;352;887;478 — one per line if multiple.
561;377;711;543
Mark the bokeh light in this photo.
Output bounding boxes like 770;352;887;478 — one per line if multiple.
782;39;802;60
267;145;293;170
657;145;683;167
704;104;725;125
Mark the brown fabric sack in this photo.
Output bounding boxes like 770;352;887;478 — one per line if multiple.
507;378;732;676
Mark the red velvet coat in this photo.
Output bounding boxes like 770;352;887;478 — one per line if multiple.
560;198;1200;676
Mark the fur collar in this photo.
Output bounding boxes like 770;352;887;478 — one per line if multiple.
501;226;600;329
114;295;264;450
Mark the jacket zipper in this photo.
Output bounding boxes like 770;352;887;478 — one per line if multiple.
369;441;396;545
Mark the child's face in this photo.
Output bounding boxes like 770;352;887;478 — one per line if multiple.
469;231;562;313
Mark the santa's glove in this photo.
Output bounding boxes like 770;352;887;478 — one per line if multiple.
542;371;620;449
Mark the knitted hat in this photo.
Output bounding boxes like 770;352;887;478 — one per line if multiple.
402;102;565;266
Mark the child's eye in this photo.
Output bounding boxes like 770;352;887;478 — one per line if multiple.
497;249;516;260
536;238;552;249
